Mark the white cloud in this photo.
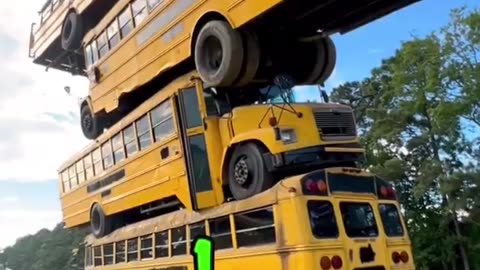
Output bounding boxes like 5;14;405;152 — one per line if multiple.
0;196;19;204
0;207;61;248
0;1;90;182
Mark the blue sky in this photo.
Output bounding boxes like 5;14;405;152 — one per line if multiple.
0;0;479;248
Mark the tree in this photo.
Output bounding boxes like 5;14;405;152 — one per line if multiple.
330;7;480;269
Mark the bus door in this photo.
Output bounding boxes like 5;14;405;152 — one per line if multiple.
175;85;220;210
337;199;388;268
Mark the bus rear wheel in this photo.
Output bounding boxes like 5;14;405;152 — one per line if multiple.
227;143;274;200
194;20;244;86
61;12;83;51
274;36;336;85
81;105;104;140
90;204;113;238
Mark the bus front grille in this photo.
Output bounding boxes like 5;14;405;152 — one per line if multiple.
313;110;356;140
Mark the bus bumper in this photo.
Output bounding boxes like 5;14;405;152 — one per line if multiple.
263;144;366;173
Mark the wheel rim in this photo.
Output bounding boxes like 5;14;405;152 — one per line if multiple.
204;36;223;75
234;156;251;186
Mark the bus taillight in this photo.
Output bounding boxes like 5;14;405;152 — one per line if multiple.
331;255;343;269
320;255;343;270
392;251;401;263
400;251;409;263
320;256;331;270
303;179;327;195
379;185;396;200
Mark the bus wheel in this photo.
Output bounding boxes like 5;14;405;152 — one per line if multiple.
90;204;113;238
276;36;336;85
61;12;83;51
234;30;261;86
81;105;103;140
194;20;244;86
227;143;273;200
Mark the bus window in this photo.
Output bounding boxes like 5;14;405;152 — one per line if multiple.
76;160;85;184
127;238;138;262
379;204;404;237
132;0;147;26
118;6;134;38
151;101;174;142
154;231;168;258
147;0;163;11
209;216;232;250
92;148;103;175
307;201;338;238
103;243;114;265
140;234;153;259
115;241;126;263
101;141;113;169
93;246;102;266
107;19;120;49
340;202;378;238
171;226;187;256
112;132;125;164
189;222;206;249
123;124;138;157
62;171;70;192
136;115;152;150
85;245;93;266
97;31;109;58
234;207;276;247
69;166;77;188
84;154;94;180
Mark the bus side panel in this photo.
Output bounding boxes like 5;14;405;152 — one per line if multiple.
102;138;191;215
225;0;283;28
61;138;191;228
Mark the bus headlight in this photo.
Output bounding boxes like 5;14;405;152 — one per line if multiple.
280;129;297;144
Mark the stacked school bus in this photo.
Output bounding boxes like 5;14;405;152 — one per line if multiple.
30;0;420;140
57;70;366;238
82;168;416;270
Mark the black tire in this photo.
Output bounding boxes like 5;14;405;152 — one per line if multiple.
61;12;83;51
81;105;103;140
90;204;113;238
314;37;336;84
234;30;261;86
227;143;274;200
194;20;244;86
274;36;337;85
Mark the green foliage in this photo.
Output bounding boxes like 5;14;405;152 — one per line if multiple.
331;5;480;270
0;224;87;270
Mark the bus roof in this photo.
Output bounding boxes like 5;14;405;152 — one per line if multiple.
58;70;198;172
83;175;302;245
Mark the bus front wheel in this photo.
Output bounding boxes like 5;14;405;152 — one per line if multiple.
81;105;104;140
227;143;274;200
194;20;244;86
90;204;113;238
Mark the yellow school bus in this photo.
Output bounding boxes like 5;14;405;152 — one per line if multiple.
82;167;415;270
58;70;365;238
78;0;420;139
28;0;118;74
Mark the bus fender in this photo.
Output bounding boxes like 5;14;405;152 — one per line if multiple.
190;10;235;55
